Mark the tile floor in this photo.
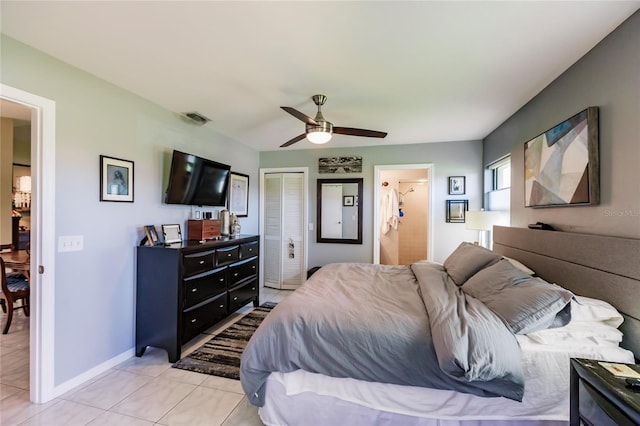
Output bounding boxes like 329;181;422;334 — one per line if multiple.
1;287;291;426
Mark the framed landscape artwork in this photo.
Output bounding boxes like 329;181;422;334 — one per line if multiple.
524;107;599;208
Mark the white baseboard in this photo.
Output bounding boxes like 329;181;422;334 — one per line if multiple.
52;348;135;397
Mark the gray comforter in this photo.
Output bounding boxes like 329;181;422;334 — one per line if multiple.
240;262;524;406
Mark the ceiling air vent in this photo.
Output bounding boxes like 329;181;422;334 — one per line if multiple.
182;112;211;125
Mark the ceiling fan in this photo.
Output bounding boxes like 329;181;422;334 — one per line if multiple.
280;94;388;148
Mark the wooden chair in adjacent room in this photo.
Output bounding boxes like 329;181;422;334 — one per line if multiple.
0;257;30;334
0;243;14;314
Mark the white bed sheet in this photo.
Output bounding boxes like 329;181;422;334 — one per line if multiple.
258;338;634;426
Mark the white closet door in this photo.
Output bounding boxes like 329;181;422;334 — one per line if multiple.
264;174;282;288
281;173;304;289
263;172;305;290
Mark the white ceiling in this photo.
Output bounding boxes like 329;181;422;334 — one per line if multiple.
2;1;638;152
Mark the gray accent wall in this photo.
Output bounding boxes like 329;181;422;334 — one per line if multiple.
260;139;483;266
1;36;260;386
483;11;640;238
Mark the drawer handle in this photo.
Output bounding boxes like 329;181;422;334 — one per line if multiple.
234;273;239;277
252;266;256;269
248;248;253;252
191;289;197;292
251;287;255;291
219;278;225;282
191;319;197;323
219;304;224;308
199;260;205;264
233;296;238;301
227;253;232;257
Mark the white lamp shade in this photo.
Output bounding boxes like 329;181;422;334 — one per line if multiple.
465;210;502;231
16;176;31;193
306;130;332;144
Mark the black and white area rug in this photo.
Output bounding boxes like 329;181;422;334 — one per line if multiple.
172;302;276;380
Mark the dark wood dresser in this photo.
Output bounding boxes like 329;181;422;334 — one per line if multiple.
136;235;259;362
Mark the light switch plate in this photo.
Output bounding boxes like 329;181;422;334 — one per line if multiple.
58;235;84;252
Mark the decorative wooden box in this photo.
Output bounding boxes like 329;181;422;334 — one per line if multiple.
187;220;221;241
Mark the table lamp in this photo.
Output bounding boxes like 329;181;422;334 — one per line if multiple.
465;209;503;248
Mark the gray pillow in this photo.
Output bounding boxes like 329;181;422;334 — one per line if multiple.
462;259;574;334
443;242;502;286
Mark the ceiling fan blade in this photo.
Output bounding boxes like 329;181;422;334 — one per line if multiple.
280;134;307;148
281;106;318;126
334;127;388;138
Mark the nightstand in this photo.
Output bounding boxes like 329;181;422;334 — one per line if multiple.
570;358;640;426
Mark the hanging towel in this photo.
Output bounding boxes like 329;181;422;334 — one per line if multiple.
380;188;399;234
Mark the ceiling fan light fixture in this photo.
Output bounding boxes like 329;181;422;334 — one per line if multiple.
307;130;332;144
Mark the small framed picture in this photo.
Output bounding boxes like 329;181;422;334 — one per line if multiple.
228;172;249;217
143;225;160;246
162;224;182;244
446;200;469;223
448;176;465;195
100;155;134;202
343;195;355;206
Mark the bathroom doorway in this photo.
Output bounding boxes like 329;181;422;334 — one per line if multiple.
374;164;433;265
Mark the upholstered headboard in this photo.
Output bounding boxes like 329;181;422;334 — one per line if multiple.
492;226;640;360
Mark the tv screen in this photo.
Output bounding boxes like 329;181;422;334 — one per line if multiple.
164;150;231;207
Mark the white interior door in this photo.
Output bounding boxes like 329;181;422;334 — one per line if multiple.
261;171;306;290
281;173;304;289
321;184;342;239
263;174;282;288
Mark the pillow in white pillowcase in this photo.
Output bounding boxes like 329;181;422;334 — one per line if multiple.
526;321;623;346
571;296;624;328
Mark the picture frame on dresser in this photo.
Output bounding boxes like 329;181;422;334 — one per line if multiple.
162;224;182;244
143;225;160;247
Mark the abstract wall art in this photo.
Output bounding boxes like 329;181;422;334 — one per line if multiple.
524;107;599;208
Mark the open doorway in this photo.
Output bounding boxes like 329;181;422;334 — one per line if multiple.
1;84;56;403
1;99;33;395
373;164;433;265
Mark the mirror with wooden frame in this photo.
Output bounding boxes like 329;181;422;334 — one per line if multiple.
317;178;363;244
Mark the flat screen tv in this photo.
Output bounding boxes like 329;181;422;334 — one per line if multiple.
164;150;231;207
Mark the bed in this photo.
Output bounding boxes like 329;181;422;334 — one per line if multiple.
240;226;640;425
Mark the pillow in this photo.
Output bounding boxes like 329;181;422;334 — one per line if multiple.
443;242;502;286
571;296;624;328
462;259;574;335
526;321;623;346
502;256;535;276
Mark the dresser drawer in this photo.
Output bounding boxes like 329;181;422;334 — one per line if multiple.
182;295;227;343
216;245;240;266
228;279;258;312
183;267;227;309
183;250;215;277
240;240;259;258
228;257;258;287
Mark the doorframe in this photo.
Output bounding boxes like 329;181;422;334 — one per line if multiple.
373;164;434;264
1;84;56;403
259;167;308;289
